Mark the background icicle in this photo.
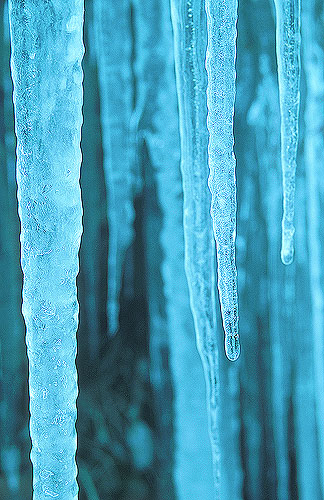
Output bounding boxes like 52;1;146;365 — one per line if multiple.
205;0;240;361
170;0;241;497
93;0;135;335
132;0;215;497
273;0;301;265
8;1;84;498
248;55;291;500
0;1;24;495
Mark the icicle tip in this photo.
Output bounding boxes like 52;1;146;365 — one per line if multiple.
225;334;240;361
281;231;294;265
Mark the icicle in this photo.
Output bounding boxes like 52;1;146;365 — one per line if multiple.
303;0;324;494
93;0;134;334
170;0;221;496
9;1;84;498
133;0;215;497
248;54;292;500
205;0;240;361
273;0;301;265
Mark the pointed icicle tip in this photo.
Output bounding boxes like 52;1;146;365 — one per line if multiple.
225;334;240;362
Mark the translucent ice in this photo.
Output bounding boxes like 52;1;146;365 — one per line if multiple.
205;0;240;361
9;0;84;498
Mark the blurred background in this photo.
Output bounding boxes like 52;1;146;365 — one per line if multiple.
0;0;324;499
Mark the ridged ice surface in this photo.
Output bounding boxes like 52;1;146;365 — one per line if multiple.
274;0;301;265
205;0;240;361
9;1;84;498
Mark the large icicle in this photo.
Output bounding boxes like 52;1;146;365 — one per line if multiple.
273;0;301;265
205;0;240;361
132;0;215;497
93;0;134;334
303;0;324;494
9;1;84;498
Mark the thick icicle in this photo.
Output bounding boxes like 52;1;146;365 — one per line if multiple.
273;0;301;265
205;0;240;361
93;0;134;334
303;0;324;494
132;0;215;497
9;1;84;498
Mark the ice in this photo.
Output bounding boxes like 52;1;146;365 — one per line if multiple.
9;0;84;498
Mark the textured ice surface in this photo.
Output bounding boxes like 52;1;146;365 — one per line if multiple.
274;0;301;265
9;0;84;498
205;0;240;361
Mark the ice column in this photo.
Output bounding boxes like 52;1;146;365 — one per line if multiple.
9;1;84;498
93;0;134;334
205;0;240;361
273;0;301;265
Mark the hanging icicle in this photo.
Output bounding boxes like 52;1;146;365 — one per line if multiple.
273;0;301;265
93;0;135;334
205;0;240;361
9;0;84;498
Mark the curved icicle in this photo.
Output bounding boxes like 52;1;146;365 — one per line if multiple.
205;0;240;361
9;1;84;498
273;0;301;265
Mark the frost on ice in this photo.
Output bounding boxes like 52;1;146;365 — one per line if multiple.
9;0;84;498
273;0;301;265
205;0;240;361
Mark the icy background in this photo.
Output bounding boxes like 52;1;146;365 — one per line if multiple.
0;0;323;499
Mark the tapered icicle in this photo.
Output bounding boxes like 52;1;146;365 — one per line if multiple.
93;0;134;334
273;0;301;265
303;0;324;494
9;1;84;498
133;0;215;497
170;0;221;496
205;0;240;361
248;55;291;500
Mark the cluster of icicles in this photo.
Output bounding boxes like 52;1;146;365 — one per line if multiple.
8;0;300;498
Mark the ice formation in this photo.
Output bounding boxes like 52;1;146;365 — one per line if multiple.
273;0;301;265
9;0;84;498
205;0;240;361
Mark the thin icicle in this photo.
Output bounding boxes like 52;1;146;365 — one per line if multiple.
9;1;84;498
133;0;215;497
273;0;301;265
205;0;240;361
170;0;221;495
93;0;134;334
